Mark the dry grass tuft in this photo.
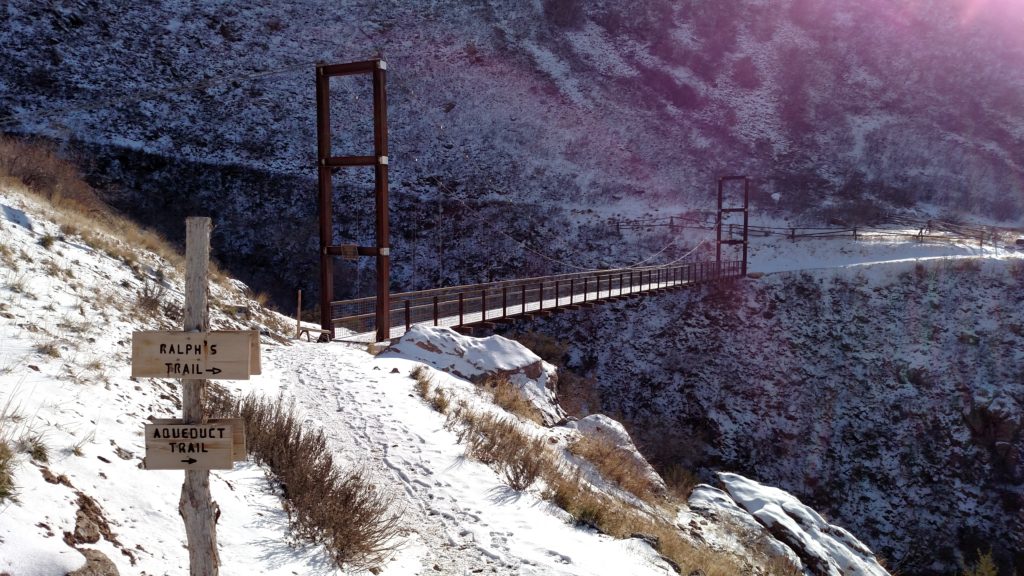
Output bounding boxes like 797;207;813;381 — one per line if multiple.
0;392;17;503
661;463;700;500
36;341;60;358
411;365;432;398
569;434;663;505
20;432;48;463
446;402;549;491
208;393;401;570
481;374;543;424
0;439;14;502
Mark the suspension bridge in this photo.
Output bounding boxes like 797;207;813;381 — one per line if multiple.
314;59;749;342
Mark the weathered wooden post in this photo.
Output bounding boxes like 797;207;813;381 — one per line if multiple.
295;289;303;339
132;218;257;576
180;216;218;575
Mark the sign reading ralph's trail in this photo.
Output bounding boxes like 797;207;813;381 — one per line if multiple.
131;331;254;380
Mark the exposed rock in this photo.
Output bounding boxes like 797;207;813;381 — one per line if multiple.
716;472;889;576
65;549;118;576
689;484;802;568
73;510;100;544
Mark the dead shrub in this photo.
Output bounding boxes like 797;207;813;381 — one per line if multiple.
949;258;981;274
557;371;602;418
569;434;662;504
482;374;543;424
961;550;999;576
209;393;401;569
136;279;166;316
511;331;568;364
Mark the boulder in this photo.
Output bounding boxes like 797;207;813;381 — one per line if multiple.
66;549;118;576
717;472;890;576
382;326;566;425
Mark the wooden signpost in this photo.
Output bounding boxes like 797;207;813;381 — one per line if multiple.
130;217;260;576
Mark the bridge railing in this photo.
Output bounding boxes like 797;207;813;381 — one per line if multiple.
330;260;743;339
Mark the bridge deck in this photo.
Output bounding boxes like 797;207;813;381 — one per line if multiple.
331;260;742;342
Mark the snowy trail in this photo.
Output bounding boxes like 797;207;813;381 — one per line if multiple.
264;340;674;576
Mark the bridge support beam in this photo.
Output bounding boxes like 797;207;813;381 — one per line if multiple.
316;59;391;342
718;176;750;277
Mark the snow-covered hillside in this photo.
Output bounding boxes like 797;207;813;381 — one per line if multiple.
0;175;899;574
524;233;1024;575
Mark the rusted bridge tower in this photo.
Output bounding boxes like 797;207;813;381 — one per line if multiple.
316;59;391;342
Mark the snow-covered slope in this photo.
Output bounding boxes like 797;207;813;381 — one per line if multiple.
1;181;900;575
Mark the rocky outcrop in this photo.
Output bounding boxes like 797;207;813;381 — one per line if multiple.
382;326;566;425
717;472;889;576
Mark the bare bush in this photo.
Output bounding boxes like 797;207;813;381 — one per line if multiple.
136;279;166;317
209;393;401;569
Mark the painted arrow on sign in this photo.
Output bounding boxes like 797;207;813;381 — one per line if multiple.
182;458;197;465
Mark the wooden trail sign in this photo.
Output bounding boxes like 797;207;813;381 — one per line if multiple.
151;418;246;462
145;423;234;470
131;330;255;380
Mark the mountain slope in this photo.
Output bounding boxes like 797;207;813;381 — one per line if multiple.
2;0;1023;305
